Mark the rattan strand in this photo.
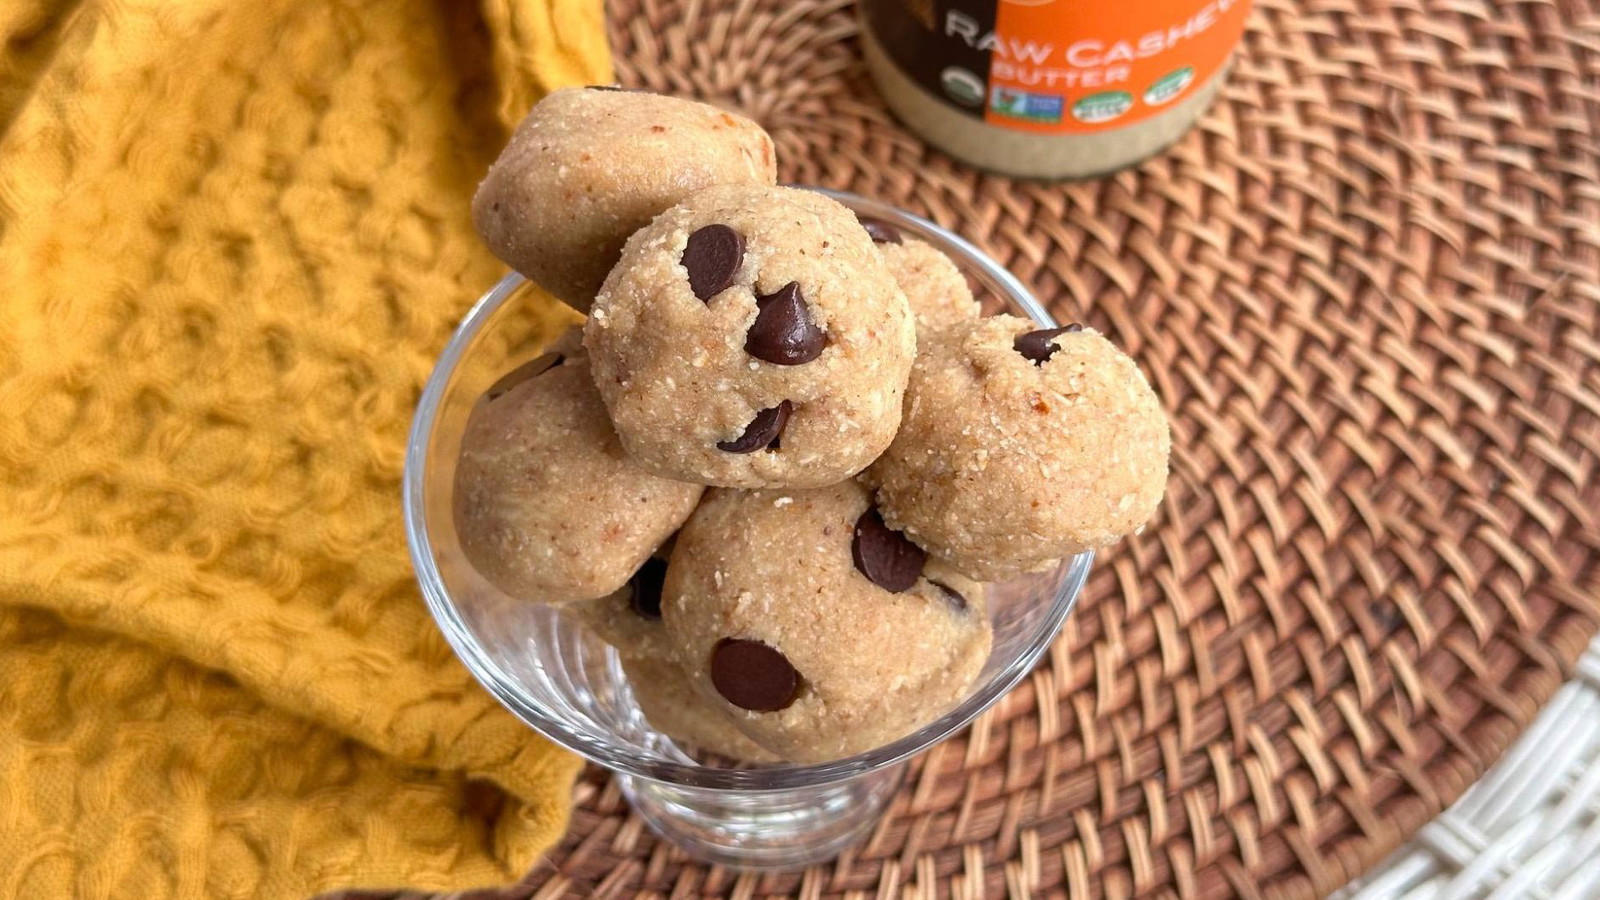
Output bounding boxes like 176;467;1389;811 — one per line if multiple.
1336;634;1600;899
507;0;1600;896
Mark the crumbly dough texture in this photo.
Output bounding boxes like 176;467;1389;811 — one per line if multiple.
869;316;1170;580
586;185;917;488
571;546;774;762
573;587;666;655
570;547;672;659
879;238;980;331
621;654;777;763
452;357;703;604
662;481;991;763
472;87;777;312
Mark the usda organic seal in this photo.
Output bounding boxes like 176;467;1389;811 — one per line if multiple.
1072;92;1133;124
1144;68;1196;106
940;68;986;107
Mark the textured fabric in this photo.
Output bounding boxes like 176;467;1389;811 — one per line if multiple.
0;0;609;896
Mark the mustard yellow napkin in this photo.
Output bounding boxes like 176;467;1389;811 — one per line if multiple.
0;0;608;895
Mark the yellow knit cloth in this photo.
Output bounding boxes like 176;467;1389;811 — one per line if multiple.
0;0;609;896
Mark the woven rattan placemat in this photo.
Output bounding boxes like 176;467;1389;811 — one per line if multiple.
1336;635;1600;898
519;0;1600;896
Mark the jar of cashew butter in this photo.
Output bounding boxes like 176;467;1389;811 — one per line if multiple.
860;0;1250;179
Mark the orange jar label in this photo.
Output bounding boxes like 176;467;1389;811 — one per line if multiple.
862;0;1251;134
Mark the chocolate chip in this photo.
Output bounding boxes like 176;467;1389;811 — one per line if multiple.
1013;326;1080;365
682;225;745;301
929;580;968;612
716;400;792;453
857;215;903;245
586;84;632;92
746;282;826;365
711;638;799;711
485;353;563;401
628;557;669;620
852;507;926;593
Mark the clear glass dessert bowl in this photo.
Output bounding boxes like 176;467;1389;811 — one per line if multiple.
403;189;1091;870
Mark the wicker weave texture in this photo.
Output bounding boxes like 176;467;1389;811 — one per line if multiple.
1336;635;1600;900
524;0;1600;896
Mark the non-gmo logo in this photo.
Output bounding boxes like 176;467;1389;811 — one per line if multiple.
940;67;986;107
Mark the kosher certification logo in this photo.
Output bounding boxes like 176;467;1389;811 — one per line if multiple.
1072;91;1133;124
989;86;1065;124
940;68;986;107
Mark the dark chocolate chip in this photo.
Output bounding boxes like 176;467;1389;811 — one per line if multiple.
746;282;826;365
852;507;927;593
711;638;799;711
682;224;745;301
485;353;563;401
1013;326;1080;365
929;580;969;612
716;400;792;453
628;557;669;620
857;215;903;245
586;84;632;92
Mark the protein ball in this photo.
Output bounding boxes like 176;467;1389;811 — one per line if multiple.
621;654;777;763
858;215;980;331
869;315;1170;580
570;553;673;659
453;355;703;604
472;87;777;313
478;324;588;404
585;185;917;488
662;481;991;763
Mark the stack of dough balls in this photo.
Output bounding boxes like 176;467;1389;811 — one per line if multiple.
453;86;1171;764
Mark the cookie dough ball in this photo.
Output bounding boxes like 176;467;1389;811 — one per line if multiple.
586;185;917;488
571;553;672;659
479;325;587;404
453;356;704;604
870;316;1170;581
858;215;980;330
662;481;991;763
622;655;777;763
472;87;777;312
573;552;775;761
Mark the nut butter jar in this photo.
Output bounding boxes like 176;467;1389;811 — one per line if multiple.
860;0;1250;179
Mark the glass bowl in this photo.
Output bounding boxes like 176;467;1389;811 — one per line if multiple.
403;188;1091;870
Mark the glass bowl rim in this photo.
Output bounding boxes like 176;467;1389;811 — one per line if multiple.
403;187;1091;790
